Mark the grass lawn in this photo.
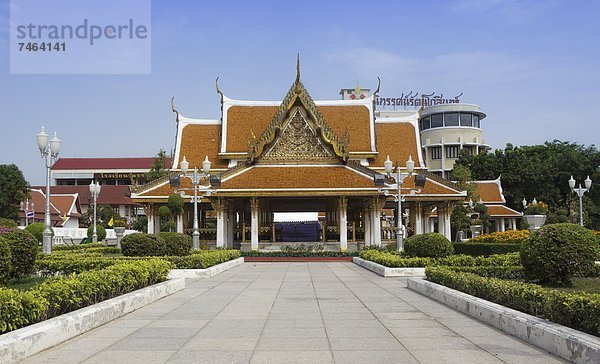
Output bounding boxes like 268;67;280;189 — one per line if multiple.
5;276;48;291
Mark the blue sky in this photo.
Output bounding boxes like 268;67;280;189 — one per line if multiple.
1;0;599;184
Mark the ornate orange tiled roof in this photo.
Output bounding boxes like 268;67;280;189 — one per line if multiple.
470;179;504;203
401;175;463;196
486;205;523;217
371;122;422;168
224;105;372;153
177;124;228;170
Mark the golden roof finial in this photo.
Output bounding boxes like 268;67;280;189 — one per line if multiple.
296;53;300;83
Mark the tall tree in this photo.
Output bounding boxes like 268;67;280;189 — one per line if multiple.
146;149;169;182
0;164;29;220
453;141;600;229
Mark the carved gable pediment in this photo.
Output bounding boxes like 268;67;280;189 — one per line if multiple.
261;108;337;163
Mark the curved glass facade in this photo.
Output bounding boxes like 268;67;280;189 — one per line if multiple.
420;112;480;131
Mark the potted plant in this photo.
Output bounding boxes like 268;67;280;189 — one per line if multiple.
470;218;484;238
113;219;127;249
523;200;548;232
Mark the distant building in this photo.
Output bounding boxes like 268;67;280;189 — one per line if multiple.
469;177;522;232
19;189;82;228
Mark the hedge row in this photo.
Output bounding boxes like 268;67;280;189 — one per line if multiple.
0;229;39;283
469;230;530;244
425;267;600;336
53;243;104;251
36;250;241;275
359;250;520;268
0;259;171;334
453;243;522;256
444;265;525;279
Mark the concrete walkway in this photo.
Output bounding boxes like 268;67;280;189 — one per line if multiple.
24;262;565;364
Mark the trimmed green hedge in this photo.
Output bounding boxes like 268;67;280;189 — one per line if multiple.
24;222;53;243
444;265;525;279
156;232;192;256
36;250;241;275
121;233;167;257
453;243;522;256
53;243;104;251
0;259;171;334
404;232;453;258
359;250;520;268
426;267;600;336
0;229;39;280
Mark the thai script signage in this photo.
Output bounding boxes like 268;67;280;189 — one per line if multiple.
100;173;145;179
376;92;463;109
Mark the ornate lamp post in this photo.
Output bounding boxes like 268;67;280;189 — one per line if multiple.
179;155;212;250
20;199;34;227
569;175;592;226
89;181;102;242
36;127;61;254
382;155;424;252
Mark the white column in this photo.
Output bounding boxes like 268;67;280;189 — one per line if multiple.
227;204;235;248
511;218;517;230
215;199;225;248
364;207;371;246
428;218;435;233
500;218;506;232
437;205;445;235
147;206;154;234
176;214;184;233
339;197;348;252
414;202;423;235
250;198;259;251
444;203;452;240
372;199;382;247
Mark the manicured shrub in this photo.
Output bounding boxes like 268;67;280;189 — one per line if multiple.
171;250;241;269
0;217;17;228
121;233;167;257
426;267;600;336
86;225;107;241
453;243;522;256
359;250;520;268
469;230;530;244
53;242;104;251
520;223;598;286
156;232;192;256
0;259;170;334
24;222;53;243
445;265;525;279
0;229;39;280
404;233;453;258
0;238;12;284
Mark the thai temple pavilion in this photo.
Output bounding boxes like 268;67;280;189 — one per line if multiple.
131;61;468;251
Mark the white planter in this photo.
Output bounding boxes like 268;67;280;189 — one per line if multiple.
114;227;126;249
470;225;483;238
523;215;546;232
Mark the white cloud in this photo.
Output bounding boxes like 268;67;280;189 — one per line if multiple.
449;0;560;23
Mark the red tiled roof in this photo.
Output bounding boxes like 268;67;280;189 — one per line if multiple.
34;185;137;206
52;157;172;170
486;205;523;217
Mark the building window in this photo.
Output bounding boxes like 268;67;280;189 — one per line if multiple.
444;112;459;126
420;116;431;130
462;146;474;156
460;113;472;127
473;114;480;128
430;146;442;160
446;146;459;159
431;114;443;128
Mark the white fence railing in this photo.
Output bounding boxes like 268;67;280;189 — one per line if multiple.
51;228;138;245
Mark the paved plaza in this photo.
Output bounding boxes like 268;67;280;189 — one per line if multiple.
24;263;565;364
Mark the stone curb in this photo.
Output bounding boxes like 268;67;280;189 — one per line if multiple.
168;257;244;279
407;277;600;363
353;257;425;277
0;278;185;364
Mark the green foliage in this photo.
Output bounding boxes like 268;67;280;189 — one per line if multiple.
161;221;176;233
0;229;39;280
444;265;525;279
167;194;184;216
524;201;549;215
146;149;169;182
158;206;171;220
0;165;29;220
86;225;107;241
521;223;598;286
0;217;17;228
0;238;12;284
156;232;192;256
169;250;241;269
24;222;54;243
426;267;600;336
53;242;104;251
359;250;520;268
454;141;600;229
404;233;454;258
121;233;168;257
453;243;523;256
113;219;127;228
469;230;530;244
0;259;170;334
158;205;174;232
132;216;148;232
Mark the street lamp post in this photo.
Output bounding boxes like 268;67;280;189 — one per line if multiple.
20;199;34;227
179;155;212;250
569;175;592;226
89;181;102;243
383;155;416;252
36;126;61;254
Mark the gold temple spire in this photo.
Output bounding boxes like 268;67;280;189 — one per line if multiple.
296;53;300;83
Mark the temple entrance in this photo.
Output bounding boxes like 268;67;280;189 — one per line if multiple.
274;212;320;242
